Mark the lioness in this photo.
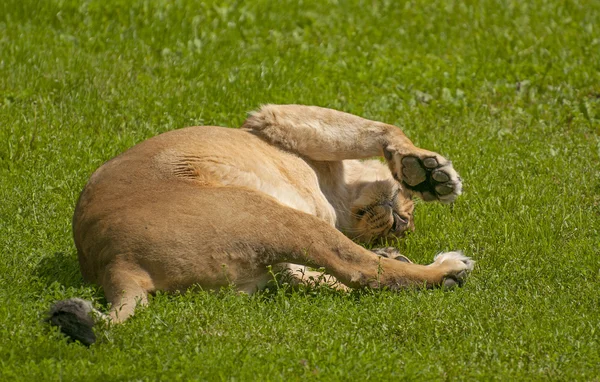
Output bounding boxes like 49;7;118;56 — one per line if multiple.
49;105;473;346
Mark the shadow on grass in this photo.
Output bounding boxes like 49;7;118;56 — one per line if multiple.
35;251;84;289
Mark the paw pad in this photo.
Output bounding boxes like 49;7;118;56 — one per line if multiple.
400;155;462;203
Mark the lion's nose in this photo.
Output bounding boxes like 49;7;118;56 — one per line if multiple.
392;212;409;232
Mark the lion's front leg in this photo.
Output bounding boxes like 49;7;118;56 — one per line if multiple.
242;104;409;161
278;248;417;292
242;104;462;203
280;264;350;291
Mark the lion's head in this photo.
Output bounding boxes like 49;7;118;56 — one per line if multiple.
347;179;414;244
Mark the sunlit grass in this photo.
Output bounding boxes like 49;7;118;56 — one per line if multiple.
0;0;598;380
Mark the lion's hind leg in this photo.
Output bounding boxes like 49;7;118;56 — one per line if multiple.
102;258;154;323
47;261;151;346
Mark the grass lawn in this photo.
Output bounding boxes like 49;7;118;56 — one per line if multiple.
1;0;599;380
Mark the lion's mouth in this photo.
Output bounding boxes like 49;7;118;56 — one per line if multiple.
391;212;409;233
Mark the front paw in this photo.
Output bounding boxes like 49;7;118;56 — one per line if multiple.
371;247;412;263
385;148;462;203
430;251;474;288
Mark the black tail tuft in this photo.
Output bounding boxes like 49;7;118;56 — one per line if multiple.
46;298;96;346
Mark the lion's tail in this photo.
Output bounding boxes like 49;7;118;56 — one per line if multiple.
46;298;105;346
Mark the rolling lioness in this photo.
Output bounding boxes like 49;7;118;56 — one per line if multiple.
48;105;474;345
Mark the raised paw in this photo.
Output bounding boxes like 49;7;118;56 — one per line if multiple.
384;147;462;203
371;247;412;263
401;154;462;203
430;251;474;288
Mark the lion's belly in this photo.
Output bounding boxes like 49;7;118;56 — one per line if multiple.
193;160;337;226
153;126;338;226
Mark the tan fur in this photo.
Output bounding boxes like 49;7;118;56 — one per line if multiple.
73;105;472;323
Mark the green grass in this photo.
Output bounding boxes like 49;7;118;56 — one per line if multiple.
1;0;599;380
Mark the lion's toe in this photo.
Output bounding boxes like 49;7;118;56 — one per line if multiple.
399;154;462;204
432;251;474;288
371;247;413;263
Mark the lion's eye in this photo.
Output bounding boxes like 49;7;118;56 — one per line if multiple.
355;208;367;217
